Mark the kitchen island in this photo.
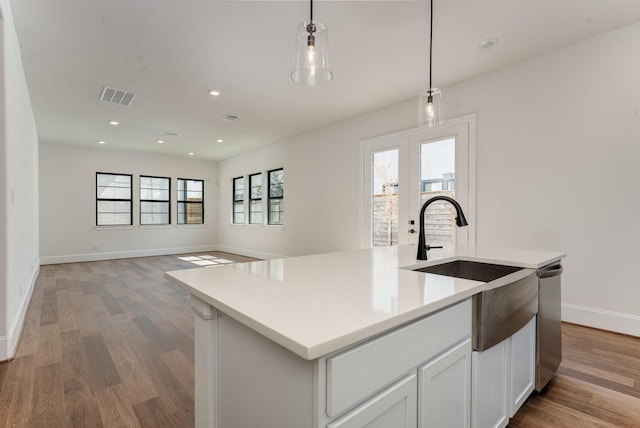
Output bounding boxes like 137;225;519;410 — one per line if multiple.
165;245;565;428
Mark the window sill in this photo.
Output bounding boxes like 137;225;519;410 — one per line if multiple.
229;223;284;230
94;225;136;231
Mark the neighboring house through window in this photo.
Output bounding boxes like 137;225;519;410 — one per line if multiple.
177;178;204;224
96;172;132;226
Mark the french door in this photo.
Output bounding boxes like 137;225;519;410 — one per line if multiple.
360;115;475;250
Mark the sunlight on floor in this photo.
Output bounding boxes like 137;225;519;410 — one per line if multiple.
177;255;234;267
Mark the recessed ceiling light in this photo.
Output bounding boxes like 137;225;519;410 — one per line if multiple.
109;120;120;126
157;140;164;144
97;140;106;145
479;38;499;49
217;139;224;143
188;152;194;156
209;90;221;96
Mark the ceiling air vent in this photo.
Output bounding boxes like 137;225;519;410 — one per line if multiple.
99;86;136;106
223;114;238;122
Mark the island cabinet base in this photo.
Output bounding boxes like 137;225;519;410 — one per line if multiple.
191;296;472;428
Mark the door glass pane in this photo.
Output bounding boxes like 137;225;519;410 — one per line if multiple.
372;149;399;246
420;138;456;252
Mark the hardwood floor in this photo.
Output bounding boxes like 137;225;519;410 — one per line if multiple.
508;323;640;427
0;252;256;428
1;253;639;427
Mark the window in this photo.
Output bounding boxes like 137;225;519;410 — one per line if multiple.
96;172;132;226
268;168;284;225
249;173;262;224
232;176;244;224
140;176;170;225
177;178;204;224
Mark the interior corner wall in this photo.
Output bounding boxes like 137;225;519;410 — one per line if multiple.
219;22;640;336
39;142;219;264
0;0;40;361
216;99;418;259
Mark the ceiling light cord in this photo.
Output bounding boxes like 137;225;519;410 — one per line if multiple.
417;0;445;127
429;0;433;92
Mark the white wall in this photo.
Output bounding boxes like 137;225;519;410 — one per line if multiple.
0;0;40;361
218;22;640;336
39;142;219;264
443;22;640;336
217;100;418;259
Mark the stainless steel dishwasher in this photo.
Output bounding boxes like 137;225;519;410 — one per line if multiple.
535;262;563;391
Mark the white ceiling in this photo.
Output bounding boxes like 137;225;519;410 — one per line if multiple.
10;0;640;161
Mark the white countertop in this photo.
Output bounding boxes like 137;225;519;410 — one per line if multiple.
165;245;565;360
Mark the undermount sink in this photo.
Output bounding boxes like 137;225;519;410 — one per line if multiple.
414;259;538;351
413;260;523;282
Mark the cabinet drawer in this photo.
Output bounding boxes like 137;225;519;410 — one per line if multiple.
326;299;471;417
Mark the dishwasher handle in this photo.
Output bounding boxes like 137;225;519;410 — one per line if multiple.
538;263;563;279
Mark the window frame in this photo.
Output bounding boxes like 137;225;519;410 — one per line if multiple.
232;176;245;224
139;175;171;225
267;168;284;226
96;172;133;226
248;172;263;225
177;178;204;225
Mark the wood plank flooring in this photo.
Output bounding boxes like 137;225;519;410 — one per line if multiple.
0;252;256;428
508;323;640;427
1;253;639;427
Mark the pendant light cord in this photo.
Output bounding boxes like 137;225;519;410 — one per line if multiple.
429;0;433;90
310;0;313;22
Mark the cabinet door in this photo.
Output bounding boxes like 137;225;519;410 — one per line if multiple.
327;374;417;428
509;317;536;417
471;341;509;428
418;339;471;428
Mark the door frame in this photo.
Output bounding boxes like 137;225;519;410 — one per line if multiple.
358;114;477;249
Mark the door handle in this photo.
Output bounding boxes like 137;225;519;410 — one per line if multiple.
409;229;417;234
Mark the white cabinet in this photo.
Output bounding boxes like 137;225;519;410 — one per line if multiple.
328;374;417;428
319;299;472;428
508;317;536;417
471;339;509;428
419;339;471;428
471;317;537;428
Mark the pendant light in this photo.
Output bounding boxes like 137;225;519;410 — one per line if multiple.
418;0;444;127
292;0;333;86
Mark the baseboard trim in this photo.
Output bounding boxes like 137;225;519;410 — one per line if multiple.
562;303;640;337
40;245;220;265
0;264;39;362
215;245;286;260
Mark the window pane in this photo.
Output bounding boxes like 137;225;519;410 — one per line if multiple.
185;203;203;224
269;170;283;198
250;174;262;199
268;199;283;225
233;177;244;202
249;200;262;224
372;149;399;247
420;138;456;253
268;169;284;225
177;179;204;224
233;201;244;224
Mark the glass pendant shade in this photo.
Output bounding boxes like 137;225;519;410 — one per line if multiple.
292;20;333;86
418;88;445;128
